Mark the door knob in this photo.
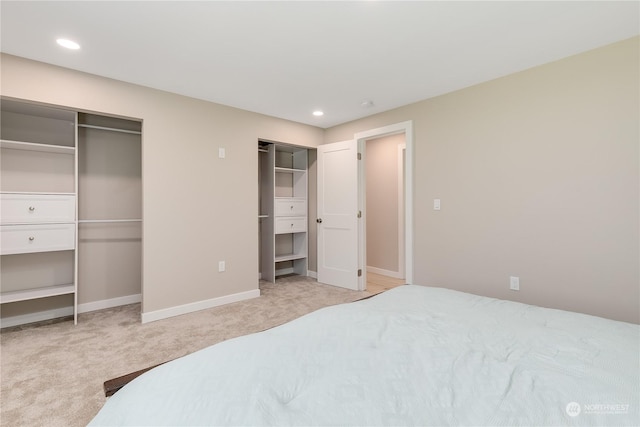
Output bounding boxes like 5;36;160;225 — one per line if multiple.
316;218;322;223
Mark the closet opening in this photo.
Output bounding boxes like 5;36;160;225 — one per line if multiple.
258;140;309;283
0;98;143;327
77;113;142;317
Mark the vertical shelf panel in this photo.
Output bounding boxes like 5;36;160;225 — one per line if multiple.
259;144;275;282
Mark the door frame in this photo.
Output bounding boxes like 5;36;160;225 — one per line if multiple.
355;121;413;290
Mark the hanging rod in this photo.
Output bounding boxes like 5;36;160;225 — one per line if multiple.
77;124;142;135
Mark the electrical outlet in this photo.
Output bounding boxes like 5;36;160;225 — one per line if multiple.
218;261;226;272
510;276;520;291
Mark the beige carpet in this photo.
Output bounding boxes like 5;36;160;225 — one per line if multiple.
0;276;371;427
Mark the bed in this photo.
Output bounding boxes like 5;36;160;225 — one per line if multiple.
89;285;639;426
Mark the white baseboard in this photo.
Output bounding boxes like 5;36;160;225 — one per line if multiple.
307;270;317;279
275;267;294;276
1;306;74;329
367;266;403;279
77;294;142;314
0;293;143;328
141;289;261;324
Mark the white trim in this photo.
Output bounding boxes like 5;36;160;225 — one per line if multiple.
0;293;143;328
354;121;414;284
141;289;260;324
275;267;295;276
74;111;78;325
357;139;367;291
77;293;141;313
307;270;317;279
398;143;406;279
0;306;73;329
367;266;403;279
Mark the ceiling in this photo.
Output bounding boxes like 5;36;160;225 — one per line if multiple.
1;1;638;128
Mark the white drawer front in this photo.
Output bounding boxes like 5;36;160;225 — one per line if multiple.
1;224;75;255
1;194;75;224
275;217;307;234
275;199;307;217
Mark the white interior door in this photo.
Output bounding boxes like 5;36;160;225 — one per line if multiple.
317;140;360;290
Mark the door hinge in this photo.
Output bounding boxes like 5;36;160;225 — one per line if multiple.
357;210;362;218
358;269;362;277
357;152;362;160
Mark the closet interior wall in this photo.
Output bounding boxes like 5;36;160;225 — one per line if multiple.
77;113;142;307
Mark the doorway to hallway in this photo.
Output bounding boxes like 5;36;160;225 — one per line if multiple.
366;272;404;294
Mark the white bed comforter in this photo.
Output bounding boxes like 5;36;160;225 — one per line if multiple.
90;285;639;426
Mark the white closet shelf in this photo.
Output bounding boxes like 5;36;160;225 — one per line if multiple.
2;221;75;226
274;167;306;173
0;139;75;154
258;215;269;219
77;124;142;135
78;219;142;223
0;191;75;195
275;253;307;263
0;284;75;304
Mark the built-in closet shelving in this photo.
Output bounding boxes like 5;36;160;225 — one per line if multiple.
259;141;308;282
0;99;79;322
0;97;142;327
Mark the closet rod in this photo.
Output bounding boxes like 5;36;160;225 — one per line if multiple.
78;219;142;224
77;124;142;135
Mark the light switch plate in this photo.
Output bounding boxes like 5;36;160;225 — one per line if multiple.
434;199;441;210
219;147;226;159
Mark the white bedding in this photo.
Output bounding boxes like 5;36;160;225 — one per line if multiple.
90;285;639;426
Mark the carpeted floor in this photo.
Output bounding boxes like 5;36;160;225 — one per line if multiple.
0;276;371;427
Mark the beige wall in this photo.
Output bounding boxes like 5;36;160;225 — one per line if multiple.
1;54;323;317
325;37;639;324
366;134;405;273
2;36;638;324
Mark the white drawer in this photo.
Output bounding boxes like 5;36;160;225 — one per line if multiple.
275;217;307;234
1;194;75;224
275;199;307;217
1;224;75;255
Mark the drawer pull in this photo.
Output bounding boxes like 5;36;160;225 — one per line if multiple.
29;206;35;212
290;205;294;210
28;236;35;241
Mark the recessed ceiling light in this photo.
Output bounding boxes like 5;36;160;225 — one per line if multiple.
360;100;374;108
56;38;80;50
312;111;324;117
